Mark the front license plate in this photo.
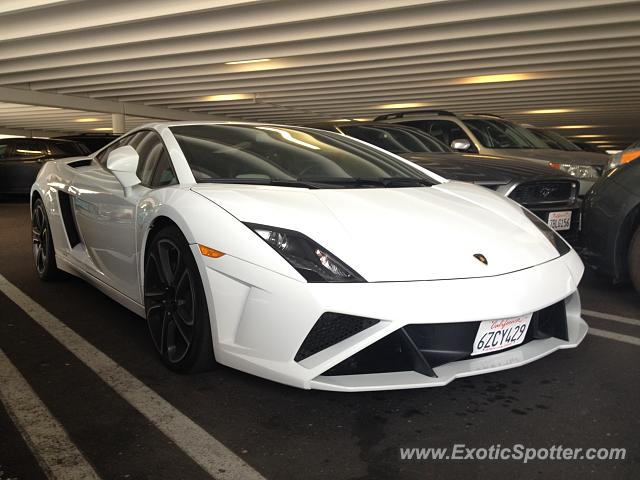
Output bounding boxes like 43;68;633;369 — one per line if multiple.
547;210;572;231
471;314;532;356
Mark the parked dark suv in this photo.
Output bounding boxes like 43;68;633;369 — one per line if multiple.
0;137;89;194
582;154;640;293
55;133;118;153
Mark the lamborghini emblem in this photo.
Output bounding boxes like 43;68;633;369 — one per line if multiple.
473;253;488;265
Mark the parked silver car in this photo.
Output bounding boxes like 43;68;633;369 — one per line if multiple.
376;111;608;195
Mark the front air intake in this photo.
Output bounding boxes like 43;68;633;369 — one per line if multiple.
294;313;379;362
322;300;569;377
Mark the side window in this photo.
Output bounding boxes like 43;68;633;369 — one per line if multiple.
424;120;472;146
132;131;177;188
150;150;178;187
95;134;137;166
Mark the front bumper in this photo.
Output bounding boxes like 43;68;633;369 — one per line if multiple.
195;247;586;391
311;294;586;391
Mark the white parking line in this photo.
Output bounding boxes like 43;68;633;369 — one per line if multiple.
583;309;640;327
0;349;100;480
0;274;265;480
588;328;640;347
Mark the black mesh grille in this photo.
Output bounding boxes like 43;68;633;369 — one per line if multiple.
295;313;379;362
323;300;568;377
509;180;576;207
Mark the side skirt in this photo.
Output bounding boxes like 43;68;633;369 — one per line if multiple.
56;255;145;318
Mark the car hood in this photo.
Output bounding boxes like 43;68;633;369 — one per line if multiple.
399;152;569;185
488;148;608;166
192;181;562;282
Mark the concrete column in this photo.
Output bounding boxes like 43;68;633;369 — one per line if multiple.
111;113;125;134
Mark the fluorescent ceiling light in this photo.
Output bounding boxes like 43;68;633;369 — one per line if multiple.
586;140;612;144
92;127;112;131
225;58;271;65
75;118;100;122
552;125;597;129
353;118;373;122
571;134;604;138
332;118;352;122
201;93;253;102
525;109;574;114
456;73;538;84
376;102;428;109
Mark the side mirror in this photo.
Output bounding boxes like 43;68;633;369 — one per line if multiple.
450;138;471;151
106;146;140;196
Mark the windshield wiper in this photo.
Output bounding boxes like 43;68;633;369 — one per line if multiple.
378;177;434;187
197;178;333;189
300;177;432;188
198;177;433;189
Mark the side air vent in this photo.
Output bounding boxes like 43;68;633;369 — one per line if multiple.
295;313;379;362
57;191;81;247
67;159;93;168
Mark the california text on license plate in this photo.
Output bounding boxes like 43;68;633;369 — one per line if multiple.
547;210;572;231
471;313;532;356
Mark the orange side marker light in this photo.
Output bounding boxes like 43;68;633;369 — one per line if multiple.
199;244;225;258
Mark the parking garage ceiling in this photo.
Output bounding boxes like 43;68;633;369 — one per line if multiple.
0;0;638;148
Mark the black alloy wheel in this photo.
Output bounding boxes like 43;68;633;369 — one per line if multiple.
144;225;215;373
32;198;58;280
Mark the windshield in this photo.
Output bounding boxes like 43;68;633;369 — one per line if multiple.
340;124;451;154
463;119;548;149
170;124;436;188
528;128;582;151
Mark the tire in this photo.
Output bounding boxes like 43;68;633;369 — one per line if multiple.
628;225;640;294
32;198;59;281
144;225;216;373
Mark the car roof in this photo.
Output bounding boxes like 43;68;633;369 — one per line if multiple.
374;111;507;122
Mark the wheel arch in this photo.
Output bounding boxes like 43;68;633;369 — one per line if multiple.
30;189;43;213
140;214;186;284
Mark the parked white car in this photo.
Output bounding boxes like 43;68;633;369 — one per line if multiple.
30;122;587;391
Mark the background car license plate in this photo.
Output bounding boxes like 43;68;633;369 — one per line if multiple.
547;211;572;231
471;313;532;356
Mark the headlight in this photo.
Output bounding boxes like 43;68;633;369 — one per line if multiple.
606;150;639;172
548;162;600;180
246;224;365;283
522;209;571;256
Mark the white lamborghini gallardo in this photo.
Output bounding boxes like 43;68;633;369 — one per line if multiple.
30;122;587;391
